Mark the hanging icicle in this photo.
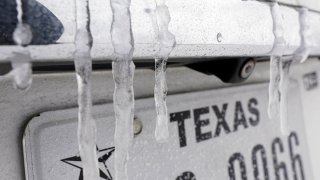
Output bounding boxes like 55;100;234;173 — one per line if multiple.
268;1;285;120
268;56;281;121
74;0;100;179
278;59;292;135
10;0;33;90
277;8;311;135
153;0;176;142
110;0;135;178
268;3;311;135
268;1;292;135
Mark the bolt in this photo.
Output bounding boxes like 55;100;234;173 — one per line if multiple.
133;116;143;136
240;59;256;79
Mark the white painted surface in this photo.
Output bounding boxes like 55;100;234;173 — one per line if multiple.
1;0;320;61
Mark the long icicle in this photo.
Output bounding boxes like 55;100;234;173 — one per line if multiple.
278;8;311;135
110;0;135;178
279;60;292;135
268;56;281;120
277;8;311;135
11;0;33;90
74;0;100;179
268;1;285;128
153;0;176;142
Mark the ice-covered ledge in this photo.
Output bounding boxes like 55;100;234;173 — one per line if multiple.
1;0;320;62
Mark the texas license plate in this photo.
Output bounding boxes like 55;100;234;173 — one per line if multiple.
23;83;313;180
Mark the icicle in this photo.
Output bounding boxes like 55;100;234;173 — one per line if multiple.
276;8;311;135
153;0;176;142
279;60;292;135
11;0;33;90
110;0;135;178
293;8;311;63
268;1;285;121
74;0;100;179
268;56;281;120
268;1;293;135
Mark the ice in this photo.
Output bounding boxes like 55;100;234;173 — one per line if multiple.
110;0;135;178
268;4;310;135
112;60;135;180
268;1;285;120
153;0;176;142
268;1;291;134
269;2;285;57
268;56;281;121
275;8;311;135
293;8;311;63
279;60;292;135
9;49;32;90
74;0;100;179
11;0;33;90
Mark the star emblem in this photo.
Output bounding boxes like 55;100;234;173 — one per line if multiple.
61;146;115;180
176;171;196;180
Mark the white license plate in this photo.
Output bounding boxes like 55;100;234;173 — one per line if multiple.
23;83;313;180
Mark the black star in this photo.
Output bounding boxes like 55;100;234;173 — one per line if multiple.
61;146;115;180
176;171;196;180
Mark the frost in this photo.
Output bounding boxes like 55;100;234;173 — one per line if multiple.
153;0;176;142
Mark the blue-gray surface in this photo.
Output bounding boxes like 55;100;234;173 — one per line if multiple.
0;0;64;45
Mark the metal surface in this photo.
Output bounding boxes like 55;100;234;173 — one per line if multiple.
23;83;312;180
1;0;320;61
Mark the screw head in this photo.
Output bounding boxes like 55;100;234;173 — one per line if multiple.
133;116;143;136
240;59;255;79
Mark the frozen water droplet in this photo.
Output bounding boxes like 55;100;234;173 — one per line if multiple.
10;50;32;90
13;23;33;46
153;0;176;142
74;0;100;179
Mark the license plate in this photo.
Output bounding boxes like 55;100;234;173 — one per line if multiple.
23;83;313;180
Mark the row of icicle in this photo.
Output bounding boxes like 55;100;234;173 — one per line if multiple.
6;0;311;179
75;0;176;179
